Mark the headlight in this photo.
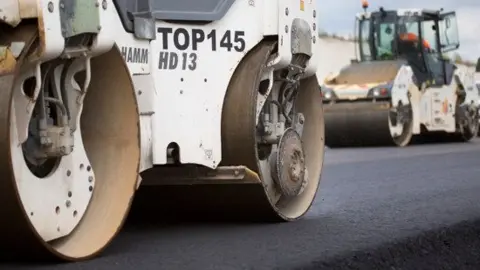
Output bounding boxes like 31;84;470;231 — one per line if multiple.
367;82;393;98
324;91;332;99
320;85;336;100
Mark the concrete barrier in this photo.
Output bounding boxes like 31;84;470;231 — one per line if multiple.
315;37;357;84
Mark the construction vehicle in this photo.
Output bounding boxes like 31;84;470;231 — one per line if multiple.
0;0;324;262
321;2;479;147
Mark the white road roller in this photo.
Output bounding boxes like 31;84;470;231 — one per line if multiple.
321;4;479;147
0;0;324;262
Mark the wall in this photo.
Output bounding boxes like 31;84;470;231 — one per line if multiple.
314;36;479;85
315;36;357;84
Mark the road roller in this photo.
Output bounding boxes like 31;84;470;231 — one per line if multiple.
321;5;479;147
0;0;324;262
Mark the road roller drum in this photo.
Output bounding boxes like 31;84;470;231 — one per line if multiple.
324;101;413;147
0;15;140;262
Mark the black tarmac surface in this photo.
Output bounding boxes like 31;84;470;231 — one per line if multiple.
3;139;480;270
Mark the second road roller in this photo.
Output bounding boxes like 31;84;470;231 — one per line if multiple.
321;4;479;147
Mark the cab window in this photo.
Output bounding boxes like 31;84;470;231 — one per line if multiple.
359;19;372;61
438;13;460;52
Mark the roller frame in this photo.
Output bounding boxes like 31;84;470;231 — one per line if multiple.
111;0;325;224
113;0;319;170
0;2;319;200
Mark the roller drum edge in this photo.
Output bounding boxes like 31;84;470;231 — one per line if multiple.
0;25;56;261
0;24;140;262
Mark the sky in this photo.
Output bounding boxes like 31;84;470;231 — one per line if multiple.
317;0;480;61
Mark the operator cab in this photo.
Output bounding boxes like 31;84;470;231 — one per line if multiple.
356;7;460;88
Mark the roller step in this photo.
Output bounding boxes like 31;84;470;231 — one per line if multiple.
141;165;262;185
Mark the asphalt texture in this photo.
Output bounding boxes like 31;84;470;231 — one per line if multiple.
3;139;480;270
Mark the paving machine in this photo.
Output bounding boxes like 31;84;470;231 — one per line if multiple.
321;3;479;147
0;0;324;262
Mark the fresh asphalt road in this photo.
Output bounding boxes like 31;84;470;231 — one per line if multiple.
4;139;480;270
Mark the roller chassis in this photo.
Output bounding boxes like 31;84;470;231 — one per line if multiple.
0;0;324;261
114;0;319;169
119;0;323;220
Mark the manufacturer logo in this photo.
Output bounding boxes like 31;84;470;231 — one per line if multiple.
442;98;448;114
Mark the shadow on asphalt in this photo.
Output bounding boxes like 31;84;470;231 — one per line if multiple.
325;133;475;149
288;218;480;270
